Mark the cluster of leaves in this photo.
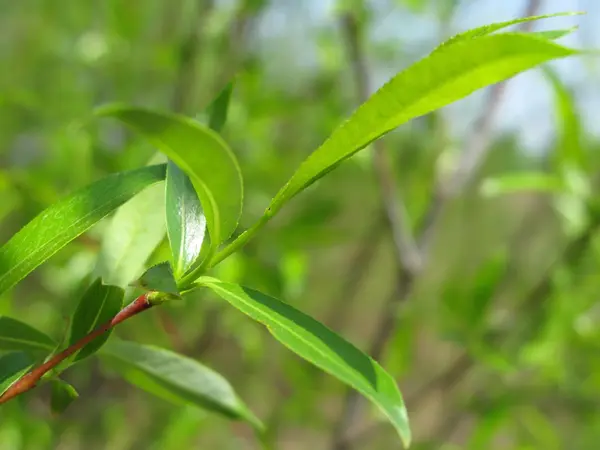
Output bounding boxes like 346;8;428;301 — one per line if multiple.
0;12;584;447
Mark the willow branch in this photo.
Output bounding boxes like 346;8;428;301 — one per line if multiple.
0;293;154;405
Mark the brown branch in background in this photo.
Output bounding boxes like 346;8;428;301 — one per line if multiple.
330;1;543;449
0;293;154;405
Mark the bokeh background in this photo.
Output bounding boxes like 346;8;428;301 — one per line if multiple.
1;0;600;449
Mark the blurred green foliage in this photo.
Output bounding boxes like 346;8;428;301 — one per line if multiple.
1;0;599;449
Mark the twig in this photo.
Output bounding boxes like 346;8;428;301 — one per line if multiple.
0;293;154;405
330;1;543;448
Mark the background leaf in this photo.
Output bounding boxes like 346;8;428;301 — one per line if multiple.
0;316;56;353
67;278;124;362
481;172;564;197
98;339;262;431
94;157;167;287
96;107;243;253
0;164;167;296
198;277;411;447
268;33;577;213
50;379;79;414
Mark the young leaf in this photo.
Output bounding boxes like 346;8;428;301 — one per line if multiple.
95;106;243;253
0;164;167;296
0;316;56;352
94;181;166;288
98;339;262;431
439;12;582;49
68;278;124;362
136;262;179;296
165;82;235;279
165;161;207;279
0;352;33;395
267;33;577;214
481;172;564;197
50;379;79;414
197;277;411;447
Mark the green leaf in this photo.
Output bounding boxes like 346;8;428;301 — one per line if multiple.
207;81;234;133
481;172;564;197
136;262;179;296
0;316;56;352
0;352;33;395
533;27;579;41
198;277;411;447
94;176;167;288
0;164;167;296
543;67;585;169
99;339;262;430
439;12;582;48
165;161;207;279
50;379;79;414
95;106;243;254
68;278;124;362
266;33;577;214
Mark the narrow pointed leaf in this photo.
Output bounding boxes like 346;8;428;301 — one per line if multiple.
50;379;79;414
165;82;235;279
136;262;179;296
99;339;262;430
0;316;56;352
0;352;33;395
95;106;243;253
439;12;582;48
267;33;577;214
198;277;410;447
68;278;124;362
165;161;206;279
533;27;579;41
0;164;167;296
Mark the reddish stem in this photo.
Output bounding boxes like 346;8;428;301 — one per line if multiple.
0;293;153;405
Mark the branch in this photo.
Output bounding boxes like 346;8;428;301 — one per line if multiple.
0;293;154;405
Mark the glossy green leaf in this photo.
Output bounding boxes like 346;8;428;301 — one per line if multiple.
165;82;235;279
0;316;56;352
266;33;576;215
68;278;124;362
50;379;79;414
99;339;262;430
95;106;243;254
0;164;167;296
165;161;206;279
94;178;166;288
543;67;585;169
439;12;582;49
198;277;410;447
136;262;179;296
481;172;563;197
0;352;33;395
